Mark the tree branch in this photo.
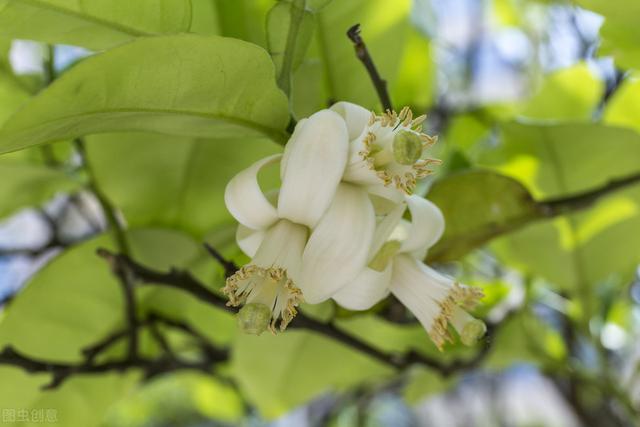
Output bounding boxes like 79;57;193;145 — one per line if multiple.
96;247;503;375
0;312;228;390
347;24;393;111
540;170;640;216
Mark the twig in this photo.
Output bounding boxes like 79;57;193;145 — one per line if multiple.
276;0;306;97
96;248;502;374
347;24;392;111
540;170;640;215
203;243;238;278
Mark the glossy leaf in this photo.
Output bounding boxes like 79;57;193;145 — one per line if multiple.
517;62;603;121
0;34;290;154
0;0;193;50
427;170;542;262
0;162;79;219
603;76;640;134
231;330;392;418
576;0;640;69
86;133;281;238
479;122;640;199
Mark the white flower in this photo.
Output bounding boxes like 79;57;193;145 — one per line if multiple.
330;102;441;196
332;195;485;350
223;110;375;333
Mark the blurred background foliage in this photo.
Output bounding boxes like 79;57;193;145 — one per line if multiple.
0;0;639;426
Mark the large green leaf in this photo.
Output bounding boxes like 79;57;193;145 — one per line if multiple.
427;170;542;262
231;330;392;418
86;133;281;237
0;34;290;154
603;76;640;134
493;185;640;294
0;0;193;50
0;70;30;126
516;62;603;121
479;122;640;293
576;0;640;70
479;122;640;199
0;162;79;219
266;0;316;83
0;228;212;427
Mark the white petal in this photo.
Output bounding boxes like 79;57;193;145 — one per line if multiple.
399;195;445;254
332;265;391;310
252;219;308;283
299;183;375;303
369;201;406;260
330;101;371;141
280;118;307;181
277;110;349;228
236;224;265;258
367;183;405;212
224;154;281;230
389;254;442;334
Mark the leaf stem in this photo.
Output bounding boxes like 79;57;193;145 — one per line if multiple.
277;0;306;97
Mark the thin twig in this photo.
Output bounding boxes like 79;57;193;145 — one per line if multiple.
347;24;392;111
203;243;238;278
96;248;502;373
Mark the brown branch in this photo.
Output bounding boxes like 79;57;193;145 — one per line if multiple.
96;248;503;374
203;243;238;279
0;312;228;390
540;170;640;216
347;24;392;111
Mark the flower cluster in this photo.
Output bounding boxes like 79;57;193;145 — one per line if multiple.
223;102;485;349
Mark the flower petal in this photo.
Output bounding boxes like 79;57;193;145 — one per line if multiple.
277;110;349;228
369;201;406;260
330;101;371;140
224;154;281;230
280;118;307;181
299;183;375;303
236;224;265;257
332;265;391;310
399;195;445;254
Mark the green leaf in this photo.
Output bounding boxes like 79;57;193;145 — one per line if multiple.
292;0;430;114
517;62;604;121
103;372;244;426
478;122;640;294
493;185;640;294
0;228;210;427
576;0;640;69
231;331;392;418
0;162;79;219
0;70;30;126
0;0;193;50
0;34;290;154
603;76;640;134
427;170;542;262
85;133;281;237
479;122;640;199
0;369;138;427
267;0;316;87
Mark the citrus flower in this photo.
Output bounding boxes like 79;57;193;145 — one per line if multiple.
332;195;486;350
330;101;441;197
223;110;375;334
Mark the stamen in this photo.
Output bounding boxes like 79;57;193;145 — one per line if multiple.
223;265;304;333
429;283;485;350
356;106;440;195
